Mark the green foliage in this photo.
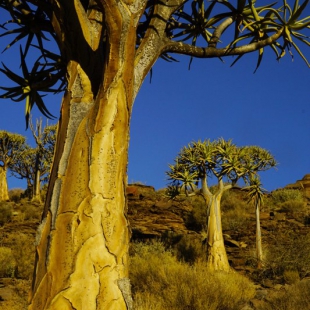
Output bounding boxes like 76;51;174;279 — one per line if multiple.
0;131;26;168
0;201;13;225
9;119;57;196
167;138;276;198
1;0;310;128
130;241;255;310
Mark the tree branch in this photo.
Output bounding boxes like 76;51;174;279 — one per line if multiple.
163;29;283;58
208;17;234;48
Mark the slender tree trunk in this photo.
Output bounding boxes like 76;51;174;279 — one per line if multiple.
0;166;9;201
206;194;230;272
32;157;41;202
256;203;263;268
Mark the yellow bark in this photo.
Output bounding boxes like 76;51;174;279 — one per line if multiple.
206;194;230;272
0;167;9;201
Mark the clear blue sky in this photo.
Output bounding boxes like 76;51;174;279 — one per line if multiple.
1;7;310;192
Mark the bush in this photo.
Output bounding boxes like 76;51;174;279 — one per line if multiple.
278;200;307;213
0;201;13;225
283;269;300;285
221;190;252;231
264;232;310;279
8;188;24;203
20;203;42;221
0;247;16;277
268;189;305;211
5;232;35;279
174;235;205;264
130;241;255;310
261;280;310;310
184;195;208;231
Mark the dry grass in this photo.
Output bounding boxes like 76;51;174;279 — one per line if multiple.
0;247;16;277
0;202;13;225
259;279;310;310
130;241;255;310
3;232;36;279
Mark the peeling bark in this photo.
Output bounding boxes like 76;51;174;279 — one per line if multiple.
29;1;140;308
206;193;230;272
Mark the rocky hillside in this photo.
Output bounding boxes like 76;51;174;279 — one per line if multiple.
1;176;310;309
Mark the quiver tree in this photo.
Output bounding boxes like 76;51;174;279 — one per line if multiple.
0;0;309;308
245;175;266;269
0;131;26;201
9;123;56;201
29;118;57;202
166;139;276;271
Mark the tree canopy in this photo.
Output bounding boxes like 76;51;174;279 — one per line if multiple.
9;120;57;200
167;138;277;197
0;130;26;200
0;0;310;125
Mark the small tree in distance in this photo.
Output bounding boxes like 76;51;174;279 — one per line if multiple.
166;138;276;272
0;130;26;201
9;119;57;202
245;175;266;269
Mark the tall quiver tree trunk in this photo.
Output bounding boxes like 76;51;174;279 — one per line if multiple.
206;191;230;272
29;2;140;309
33;154;41;203
0;166;9;201
256;202;263;268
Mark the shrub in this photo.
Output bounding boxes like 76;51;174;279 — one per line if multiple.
174;235;205;264
278;200;307;213
268;189;305;211
264;232;310;279
8;188;24;203
260;280;310;310
184;195;208;231
0;247;16;277
0;201;13;225
5;232;35;279
23;204;42;221
221;190;252;231
130;241;255;310
283;269;300;285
